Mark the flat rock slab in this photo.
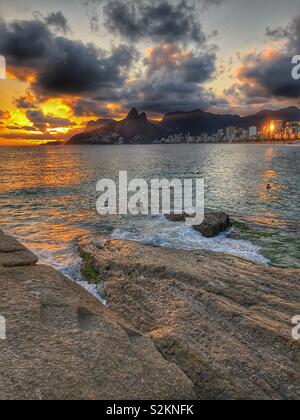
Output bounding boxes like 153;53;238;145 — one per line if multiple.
80;238;300;400
0;248;38;267
0;232;38;267
0;234;25;253
0;234;194;400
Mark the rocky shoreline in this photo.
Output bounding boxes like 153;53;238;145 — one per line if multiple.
0;229;194;400
80;237;300;400
0;228;299;400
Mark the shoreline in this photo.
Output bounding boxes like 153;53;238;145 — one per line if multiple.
1;140;300;148
64;140;300;146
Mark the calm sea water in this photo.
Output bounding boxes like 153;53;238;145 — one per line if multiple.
0;144;299;288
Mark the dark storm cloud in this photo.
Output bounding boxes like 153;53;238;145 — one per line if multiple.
144;44;216;84
179;54;216;83
224;82;272;106
36;40;138;95
88;42;226;114
0;7;225;115
44;12;71;34
72;99;111;116
103;0;206;44
26;109;76;131
5;124;40;132
241;54;300;99
266;14;300;50
100;0;227;114
14;95;37;109
0;19;52;67
118;44;227;113
80;0;225;34
122;80;227;114
0;18;138;95
227;15;300;104
265;27;290;39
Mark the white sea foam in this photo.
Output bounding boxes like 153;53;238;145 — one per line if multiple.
75;279;106;304
29;245;105;303
111;216;270;265
26;216;269;304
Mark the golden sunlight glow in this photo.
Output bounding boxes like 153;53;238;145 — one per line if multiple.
106;103;119;112
41;98;72;118
10;110;31;126
261;47;278;61
26;73;37;84
47;127;70;135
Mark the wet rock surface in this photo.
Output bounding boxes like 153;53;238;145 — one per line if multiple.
0;230;38;267
165;213;186;222
80;237;300;400
0;229;195;400
164;211;232;238
193;211;231;237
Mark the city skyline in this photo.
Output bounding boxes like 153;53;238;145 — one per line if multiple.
0;0;300;145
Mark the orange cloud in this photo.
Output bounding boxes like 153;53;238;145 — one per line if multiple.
146;44;191;68
0;110;11;120
6;67;38;84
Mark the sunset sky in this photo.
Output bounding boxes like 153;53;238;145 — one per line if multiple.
0;0;299;145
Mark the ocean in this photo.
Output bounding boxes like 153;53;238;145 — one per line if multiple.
0;143;299;293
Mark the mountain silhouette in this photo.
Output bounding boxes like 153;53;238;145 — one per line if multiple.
69;108;165;144
68;106;300;144
84;118;115;131
161;106;300;135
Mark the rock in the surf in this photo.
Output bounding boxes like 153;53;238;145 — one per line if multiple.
165;213;186;222
79;237;300;400
193;211;231;237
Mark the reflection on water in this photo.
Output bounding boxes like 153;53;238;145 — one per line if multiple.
0;144;299;281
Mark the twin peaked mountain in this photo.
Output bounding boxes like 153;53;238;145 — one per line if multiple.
68;106;300;144
69;108;164;145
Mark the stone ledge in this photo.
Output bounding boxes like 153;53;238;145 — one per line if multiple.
80;237;300;400
0;232;195;400
0;230;38;267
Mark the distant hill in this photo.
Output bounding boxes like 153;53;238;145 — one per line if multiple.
240;107;300;131
161;106;300;135
84;118;115;131
68;106;300;144
69;108;166;145
161;109;241;135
